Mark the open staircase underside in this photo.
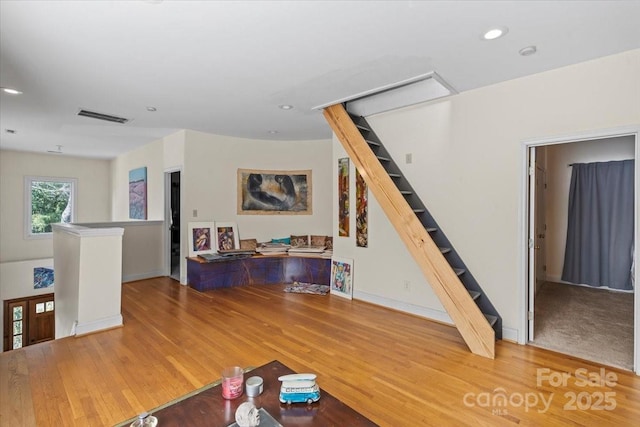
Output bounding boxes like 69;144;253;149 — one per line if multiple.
323;103;500;359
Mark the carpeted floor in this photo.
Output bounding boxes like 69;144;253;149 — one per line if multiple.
532;281;634;371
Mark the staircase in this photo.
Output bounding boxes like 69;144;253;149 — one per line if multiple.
323;103;500;359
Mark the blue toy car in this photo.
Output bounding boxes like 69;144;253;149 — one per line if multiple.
278;373;321;404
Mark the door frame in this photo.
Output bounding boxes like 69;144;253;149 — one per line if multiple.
164;167;184;283
527;146;536;341
4;293;55;351
519;125;639;374
534;163;547;294
526;151;548;341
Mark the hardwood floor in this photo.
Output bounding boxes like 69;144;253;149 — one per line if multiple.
2;277;639;426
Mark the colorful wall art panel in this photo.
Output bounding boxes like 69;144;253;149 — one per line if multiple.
129;167;147;219
338;158;350;237
355;168;368;247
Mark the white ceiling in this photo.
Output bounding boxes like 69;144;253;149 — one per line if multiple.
1;0;639;159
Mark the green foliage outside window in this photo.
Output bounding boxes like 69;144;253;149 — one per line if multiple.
30;181;72;233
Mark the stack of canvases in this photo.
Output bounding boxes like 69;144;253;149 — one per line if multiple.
287;235;333;258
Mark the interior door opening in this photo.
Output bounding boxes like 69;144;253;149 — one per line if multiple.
3;294;55;351
525;130;637;373
168;171;181;281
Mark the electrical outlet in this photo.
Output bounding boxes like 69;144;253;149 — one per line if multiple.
405;153;412;164
193;209;198;217
403;280;410;291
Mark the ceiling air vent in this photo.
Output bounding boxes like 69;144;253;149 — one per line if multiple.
77;109;129;124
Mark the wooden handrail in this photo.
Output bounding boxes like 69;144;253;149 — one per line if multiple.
323;103;495;359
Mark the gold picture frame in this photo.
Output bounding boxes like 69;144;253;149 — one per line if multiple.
237;168;312;215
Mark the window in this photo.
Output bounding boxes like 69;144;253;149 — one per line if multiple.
25;176;77;238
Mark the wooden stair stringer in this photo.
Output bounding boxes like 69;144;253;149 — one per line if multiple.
323;103;495;359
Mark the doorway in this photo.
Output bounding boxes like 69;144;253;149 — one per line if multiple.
522;127;638;374
3;294;55;351
166;170;181;281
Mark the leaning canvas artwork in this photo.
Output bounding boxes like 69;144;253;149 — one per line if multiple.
129;167;147;219
330;257;353;299
193;227;212;251
214;222;240;251
237;169;312;215
187;222;215;257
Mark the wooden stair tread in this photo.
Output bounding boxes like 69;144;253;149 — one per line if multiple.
413;208;425;213
400;190;413;195
365;139;381;146
454;268;465;276
355;123;370;131
426;227;437;233
376;155;391;161
388;173;401;178
439;247;451;254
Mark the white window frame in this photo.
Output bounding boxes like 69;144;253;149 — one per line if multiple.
24;176;77;239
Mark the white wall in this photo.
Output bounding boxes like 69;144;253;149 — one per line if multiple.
545;136;635;281
76;233;123;335
110;129;333;283
52;228;80;338
0;258;55;352
332;147;448;322
0;259;54;302
0;150;111;262
110;139;164;221
110;130;186;221
163;130;186;171
77;221;165;283
183;130;333;244
333;49;640;342
52;224;123;338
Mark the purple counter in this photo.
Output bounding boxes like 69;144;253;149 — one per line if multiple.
186;255;331;292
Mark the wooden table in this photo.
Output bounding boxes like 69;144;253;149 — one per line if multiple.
136;360;377;426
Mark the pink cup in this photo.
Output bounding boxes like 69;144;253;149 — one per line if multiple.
221;366;244;399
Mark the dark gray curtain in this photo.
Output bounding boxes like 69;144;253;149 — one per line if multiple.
562;159;635;290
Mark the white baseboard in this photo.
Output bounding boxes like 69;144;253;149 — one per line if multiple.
546;274;567;284
354;290;454;325
502;327;519;342
122;270;165;283
75;314;123;336
354;290;517;342
545;274;633;293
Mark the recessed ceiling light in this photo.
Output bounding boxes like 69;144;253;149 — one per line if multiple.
482;27;508;40
268;130;279;134
1;87;23;95
519;45;537;56
278;104;294;110
146;106;157;112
